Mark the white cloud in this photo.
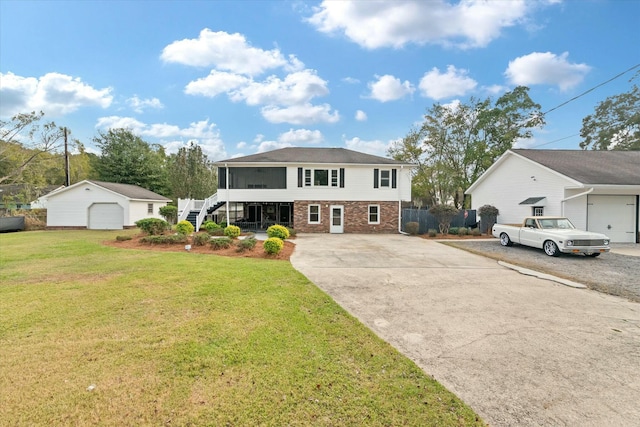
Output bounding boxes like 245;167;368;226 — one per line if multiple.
344;136;391;157
161;29;303;76
229;70;329;106
505;51;591;91
307;0;532;49
95;116;226;159
236;141;247;149
261;103;340;125
368;75;414;102
127;95;164;113
256;140;294;153
185;70;249;97
419;65;477;100
342;76;360;84
0;72;112;117
278;128;324;145
355;110;367;121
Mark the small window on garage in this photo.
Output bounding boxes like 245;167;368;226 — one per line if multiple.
533;206;544;216
368;205;380;224
148;203;154;214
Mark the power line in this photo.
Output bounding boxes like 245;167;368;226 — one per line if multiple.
528;63;640;148
541;63;640;116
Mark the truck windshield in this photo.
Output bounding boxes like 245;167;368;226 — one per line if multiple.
538;218;575;229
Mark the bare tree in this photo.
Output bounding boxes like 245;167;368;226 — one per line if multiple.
0;111;66;184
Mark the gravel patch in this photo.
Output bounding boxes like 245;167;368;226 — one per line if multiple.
443;239;640;302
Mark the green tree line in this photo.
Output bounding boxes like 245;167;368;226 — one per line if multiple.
0;112;217;205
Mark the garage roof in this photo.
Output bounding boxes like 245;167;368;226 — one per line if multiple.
88;181;171;200
513;149;640;185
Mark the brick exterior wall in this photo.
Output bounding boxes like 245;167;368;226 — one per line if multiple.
293;200;399;233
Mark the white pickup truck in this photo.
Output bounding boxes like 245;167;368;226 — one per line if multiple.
492;216;610;257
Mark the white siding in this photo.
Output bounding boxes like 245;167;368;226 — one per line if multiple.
224;165;412;203
562;195;587;230
469;154;576;225
128;201;166;225
47;183;127;227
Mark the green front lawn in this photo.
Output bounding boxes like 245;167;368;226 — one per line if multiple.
0;230;483;426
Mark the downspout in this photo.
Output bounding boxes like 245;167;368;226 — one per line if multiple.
225;164;230;225
398;165;408;235
561;187;593;220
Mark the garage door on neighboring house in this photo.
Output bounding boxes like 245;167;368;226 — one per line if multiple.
88;203;124;230
587;195;636;243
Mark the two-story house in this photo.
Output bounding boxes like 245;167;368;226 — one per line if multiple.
178;147;414;233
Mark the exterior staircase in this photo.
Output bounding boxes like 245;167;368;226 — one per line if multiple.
178;193;224;231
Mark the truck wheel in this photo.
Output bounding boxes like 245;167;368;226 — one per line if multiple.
543;240;560;257
500;233;513;247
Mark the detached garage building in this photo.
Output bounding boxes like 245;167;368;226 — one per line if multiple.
466;149;640;243
45;180;170;230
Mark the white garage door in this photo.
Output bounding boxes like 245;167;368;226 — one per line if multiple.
88;203;124;230
587;195;636;243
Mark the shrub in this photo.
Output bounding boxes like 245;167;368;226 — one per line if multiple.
210;228;225;236
175;220;195;235
448;227;459;235
286;227;297;238
192;232;211;246
210;237;233;250
140;234;188;244
135;218;170;235
115;235;132;241
224;225;241;239
478;205;499;234
159;205;178;224
405;222;419;235
202;220;221;233
263;237;284;255
236;237;257;252
267;224;290;240
428;229;438;237
458;227;468;236
470;228;482;236
428;204;459;235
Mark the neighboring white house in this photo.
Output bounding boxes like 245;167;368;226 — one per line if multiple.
179;147;414;233
44;180;171;230
466;149;640;243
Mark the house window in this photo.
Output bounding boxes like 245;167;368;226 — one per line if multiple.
308;205;320;223
368;205;380;224
147;203;154;214
304;168;341;187
331;170;338;187
533;206;544;216
314;169;329;186
380;170;390;187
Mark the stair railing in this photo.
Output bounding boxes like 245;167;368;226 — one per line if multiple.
195;193;218;231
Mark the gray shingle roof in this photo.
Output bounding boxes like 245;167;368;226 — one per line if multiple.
217;147;412;166
513;149;640;185
89;181;171;200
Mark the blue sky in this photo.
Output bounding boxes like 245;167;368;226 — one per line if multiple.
1;0;639;160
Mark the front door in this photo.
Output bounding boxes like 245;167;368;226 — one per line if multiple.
330;205;344;234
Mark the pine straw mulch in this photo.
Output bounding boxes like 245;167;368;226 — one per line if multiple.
103;234;295;261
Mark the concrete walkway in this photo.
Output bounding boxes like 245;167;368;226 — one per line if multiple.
290;234;640;427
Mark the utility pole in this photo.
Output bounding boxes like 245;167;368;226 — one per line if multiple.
64;128;70;186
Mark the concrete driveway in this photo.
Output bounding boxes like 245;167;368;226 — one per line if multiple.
290;234;640;427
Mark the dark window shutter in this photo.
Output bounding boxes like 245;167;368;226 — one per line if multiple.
392;169;397;189
373;168;379;188
339;168;345;188
219;167;227;189
297;168;303;187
